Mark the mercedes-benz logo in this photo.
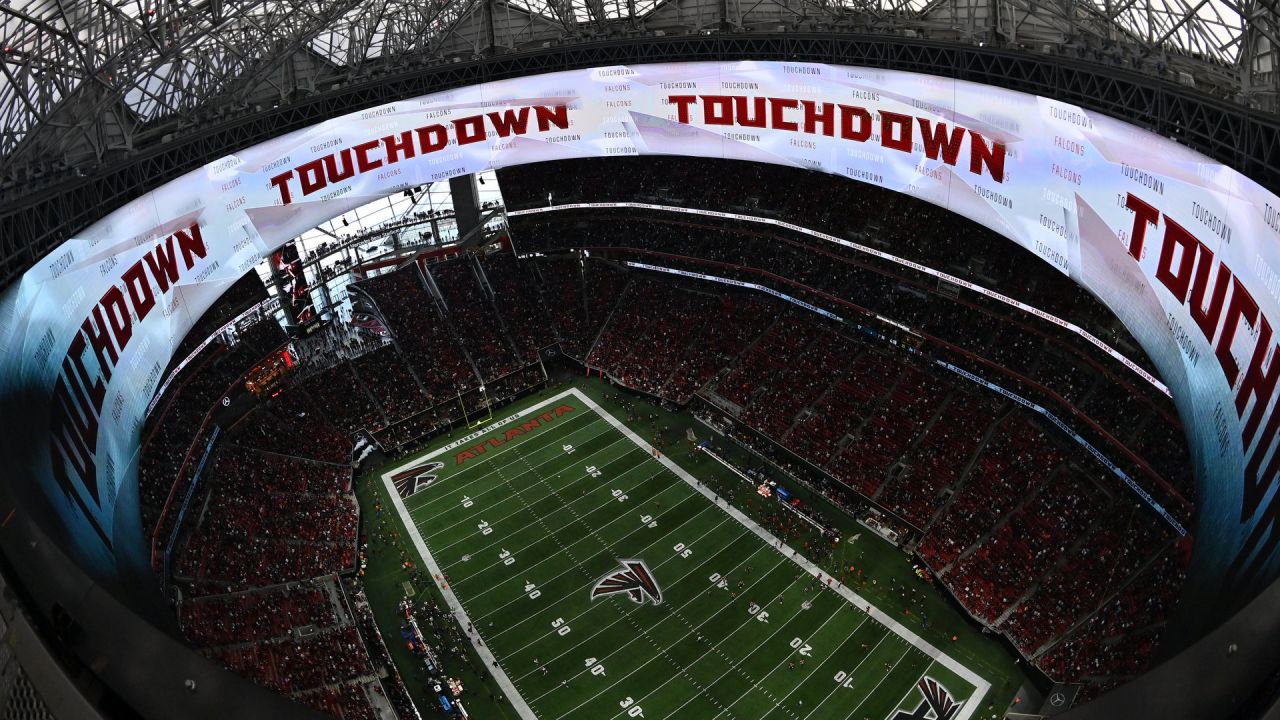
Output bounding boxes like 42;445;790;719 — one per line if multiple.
1049;692;1066;707
221;396;231;406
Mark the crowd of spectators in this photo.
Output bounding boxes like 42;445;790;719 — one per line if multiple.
137;160;1204;710
181;583;338;646
499;156;1191;502
480;246;557;359
230;388;353;464
140;320;289;556
427;258;523;382
537;257;1188;694
207;627;373;694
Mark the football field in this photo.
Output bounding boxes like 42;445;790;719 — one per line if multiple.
382;388;991;720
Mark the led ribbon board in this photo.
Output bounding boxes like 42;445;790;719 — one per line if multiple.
1;61;1273;627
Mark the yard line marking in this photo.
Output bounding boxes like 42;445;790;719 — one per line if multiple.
714;605;865;718
635;587;829;720
428;453;656;555
445;463;665;581
834;645;916;720
536;552;790;709
793;633;896;720
516;543;776;686
380;391;594;720
450;466;676;594
573;388;991;720
467;488;705;615
404;397;599;510
496;513;739;650
413;427;629;524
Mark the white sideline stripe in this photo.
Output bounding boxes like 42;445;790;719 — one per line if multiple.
571;389;991;720
444;462;662;579
799;634;898;720
412;422;618;523
644;587;824;720
714;608;863;719
499;513;737;654
516;527;763;686
381;389;587;720
431;453;654;556
406;405;599;512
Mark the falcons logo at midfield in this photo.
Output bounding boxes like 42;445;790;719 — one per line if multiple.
891;677;963;720
391;461;444;499
591;560;662;605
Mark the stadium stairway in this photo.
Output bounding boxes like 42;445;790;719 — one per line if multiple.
937;463;1062;577
583;278;634;361
873;390;959;501
344;357;393;429
992;508;1111;627
1031;538;1179;662
916;404;1017;535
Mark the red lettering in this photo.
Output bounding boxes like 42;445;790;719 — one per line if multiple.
967;130;1006;183
702;95;733;126
144;236;181;294
101;287;132;356
1125;193;1160;260
269;171;294;204
554;404;575;416
733;96;767;128
66;333;105;410
533;104;569;132
174;223;208;269
839;105;872;142
520;418;542;433
769;98;798;132
383;131;416;164
453;115;487;145
296;158;327;196
1216;277;1259;386
800;100;835;137
668;95;697;124
880;111;913;153
416;124;448;153
917;118;965;167
455;450;476;465
1189;244;1231;342
488;107;531;137
121;260;156;322
1155;218;1197;304
81;307;116;381
353;139;383;173
1238;317;1278;447
323;148;356;183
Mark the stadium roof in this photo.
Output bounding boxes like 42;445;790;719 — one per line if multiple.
0;0;1277;171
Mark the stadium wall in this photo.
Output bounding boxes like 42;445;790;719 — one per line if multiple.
0;60;1272;641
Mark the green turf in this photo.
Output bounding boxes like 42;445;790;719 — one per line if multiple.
360;379;1030;720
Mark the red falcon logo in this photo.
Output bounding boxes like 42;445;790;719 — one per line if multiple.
391;461;444;499
591;560;662;605
891;677;963;720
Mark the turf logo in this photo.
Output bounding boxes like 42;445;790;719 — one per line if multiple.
391;461;445;498
891;677;962;720
591;559;662;605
